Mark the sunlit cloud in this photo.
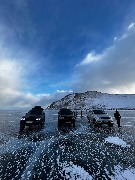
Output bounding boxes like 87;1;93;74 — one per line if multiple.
119;22;135;40
0;60;22;97
78;51;103;65
0;60;73;110
73;22;135;94
114;37;117;41
56;90;73;93
4;90;74;109
128;22;134;30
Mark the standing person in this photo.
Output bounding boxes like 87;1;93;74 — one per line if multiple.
81;110;83;118
114;109;121;127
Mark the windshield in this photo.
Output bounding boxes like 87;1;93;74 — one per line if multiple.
29;110;42;115
101;116;110;119
59;109;73;115
93;110;106;114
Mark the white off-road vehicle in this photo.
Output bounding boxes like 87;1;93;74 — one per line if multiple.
87;109;113;127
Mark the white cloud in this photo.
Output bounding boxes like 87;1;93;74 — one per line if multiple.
78;51;102;65
0;60;21;87
114;37;117;41
119;22;135;41
0;57;71;109
18;90;73;109
57;90;73;93
0;78;73;109
73;22;135;94
128;22;134;30
0;12;52;109
0;60;22;97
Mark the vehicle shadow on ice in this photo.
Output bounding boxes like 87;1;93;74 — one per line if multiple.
89;123;115;134
58;125;76;134
18;124;76;141
18;126;47;141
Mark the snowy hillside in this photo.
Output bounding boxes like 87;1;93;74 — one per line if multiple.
47;91;135;110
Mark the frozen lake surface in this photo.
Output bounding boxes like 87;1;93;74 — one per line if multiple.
0;110;135;179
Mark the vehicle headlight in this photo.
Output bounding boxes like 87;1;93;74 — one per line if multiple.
59;116;64;119
21;118;25;120
72;116;75;119
36;118;41;121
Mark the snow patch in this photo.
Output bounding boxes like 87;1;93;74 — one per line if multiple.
111;165;135;180
105;136;130;147
123;125;133;127
57;160;92;180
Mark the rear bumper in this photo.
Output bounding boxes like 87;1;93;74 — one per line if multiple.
58;119;75;124
20;120;44;126
95;121;113;125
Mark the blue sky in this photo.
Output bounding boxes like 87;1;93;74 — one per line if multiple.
0;0;135;109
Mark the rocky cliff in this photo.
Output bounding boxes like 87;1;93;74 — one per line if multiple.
47;91;135;110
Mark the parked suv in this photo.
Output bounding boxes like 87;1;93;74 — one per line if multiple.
20;106;45;132
87;109;113;127
58;108;76;128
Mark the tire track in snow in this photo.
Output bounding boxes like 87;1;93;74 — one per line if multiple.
20;136;59;180
20;132;74;179
20;139;50;179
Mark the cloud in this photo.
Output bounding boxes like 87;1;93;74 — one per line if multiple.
0;1;53;109
77;51;103;65
0;54;64;109
0;57;73;109
56;90;73;93
128;22;134;30
0;90;74;110
73;22;135;94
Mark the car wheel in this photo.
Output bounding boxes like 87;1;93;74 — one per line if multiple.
93;118;96;124
20;121;25;132
58;121;61;128
73;121;75;128
108;122;113;127
38;123;42;128
40;121;43;126
87;117;90;122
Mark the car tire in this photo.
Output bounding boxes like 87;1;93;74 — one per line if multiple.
58;120;61;128
41;120;44;126
108;122;113;127
87;116;90;122
20;121;25;132
73;120;75;128
38;123;42;128
93;118;96;124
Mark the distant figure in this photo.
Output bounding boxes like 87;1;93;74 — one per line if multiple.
114;109;121;127
81;110;83;118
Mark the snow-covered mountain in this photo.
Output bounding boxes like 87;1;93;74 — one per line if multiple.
47;91;135;110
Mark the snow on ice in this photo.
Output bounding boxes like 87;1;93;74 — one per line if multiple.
56;160;92;180
105;136;130;147
110;165;135;180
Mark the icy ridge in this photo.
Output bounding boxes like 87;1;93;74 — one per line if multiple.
47;91;135;110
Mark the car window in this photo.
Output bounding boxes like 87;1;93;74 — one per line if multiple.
93;110;106;114
59;109;73;115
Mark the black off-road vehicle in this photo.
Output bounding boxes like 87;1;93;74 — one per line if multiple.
58;108;76;128
20;106;45;132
